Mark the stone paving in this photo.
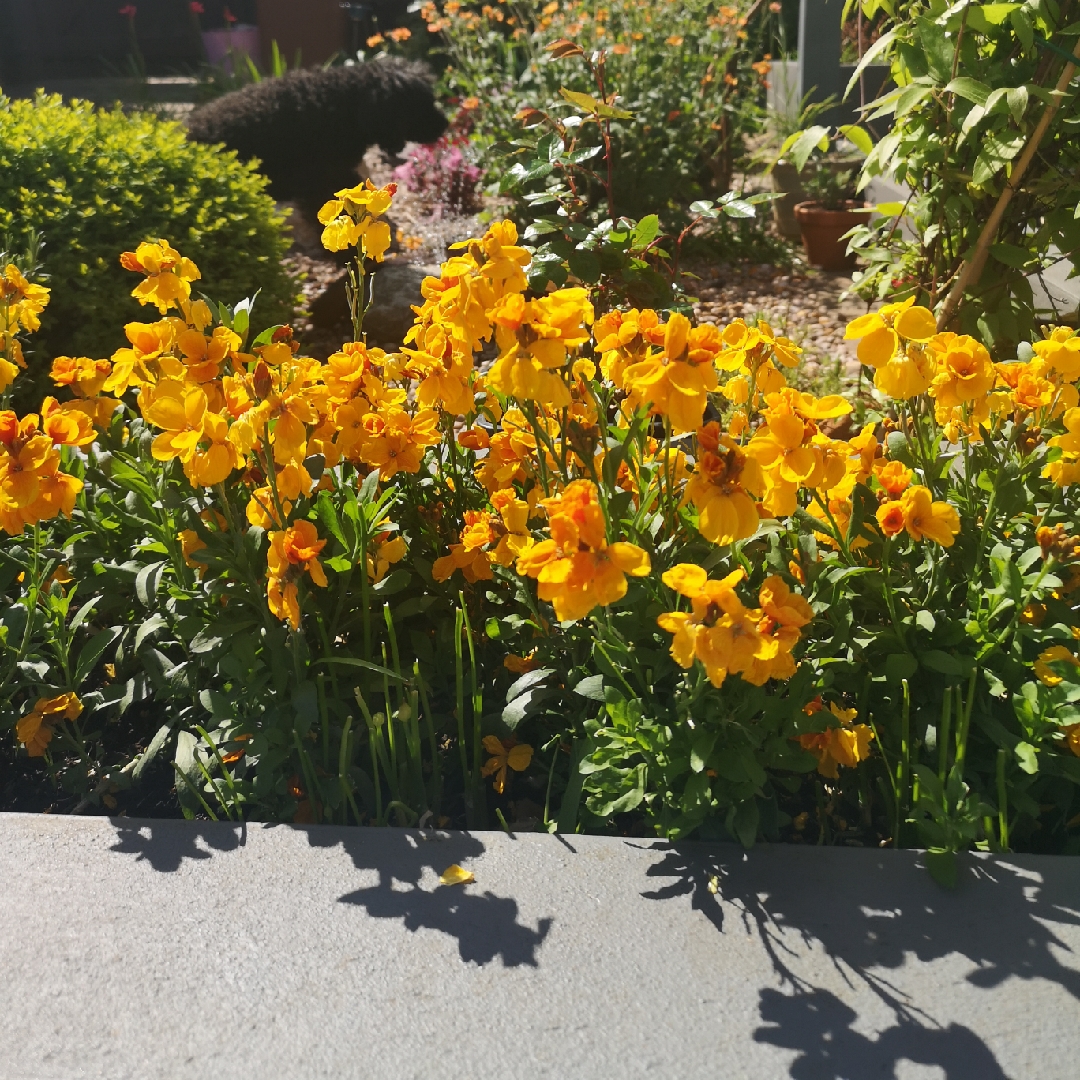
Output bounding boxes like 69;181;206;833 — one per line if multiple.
1;813;1077;1080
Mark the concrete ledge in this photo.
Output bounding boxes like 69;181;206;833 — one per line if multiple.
1;814;1078;1079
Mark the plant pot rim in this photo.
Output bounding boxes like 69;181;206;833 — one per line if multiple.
793;200;869;219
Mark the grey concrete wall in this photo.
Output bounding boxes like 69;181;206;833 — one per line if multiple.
1;814;1077;1079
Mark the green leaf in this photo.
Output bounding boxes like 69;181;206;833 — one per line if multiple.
134;613;169;653
593;763;646;816
75;627;121;686
719;198;756;219
1014;740;1038;774
982;2;1020;24
731;798;760;848
314;656;406;682
503;686;554;730
568;249;601;283
573;674;606;701
557;739;588;833
690;730;718;773
885;653;919;683
629;214;660;249
945;77;992;106
788;126;830;171
924;849;958;889
989;242;1032;269
506;668;555;702
132;723;172;782
316;491;347;549
1006;86;1028;125
135;561;166;607
844;28;897;98
559;88;601;113
837;124;874;155
69;596;100;634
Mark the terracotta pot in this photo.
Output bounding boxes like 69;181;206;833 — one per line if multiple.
793;201;866;271
770;159;865;241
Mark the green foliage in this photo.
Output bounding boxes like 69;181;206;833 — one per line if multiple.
0;94;297;373
845;0;1080;353
396;0;784;221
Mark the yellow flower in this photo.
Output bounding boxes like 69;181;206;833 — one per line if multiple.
798;703;874;778
16;692;83;758
844;299;934;367
359;407;440;478
488;288;594;408
266;520;328;628
516;480;650;622
481;735;534;793
926;333;996;409
1;264;51;332
900;485;960;547
657;565;767;688
1034;645;1080;687
318;180;396;260
684;421;763;545
120;241;201;314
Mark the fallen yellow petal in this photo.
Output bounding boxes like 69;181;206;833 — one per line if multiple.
439;864;475;886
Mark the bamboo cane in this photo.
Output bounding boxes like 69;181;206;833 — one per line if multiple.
936;36;1080;331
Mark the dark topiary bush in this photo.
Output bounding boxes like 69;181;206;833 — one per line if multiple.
0;93;297;369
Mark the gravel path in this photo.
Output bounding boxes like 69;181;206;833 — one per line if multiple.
692;263;870;394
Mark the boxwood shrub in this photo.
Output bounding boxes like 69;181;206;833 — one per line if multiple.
0;93;297;370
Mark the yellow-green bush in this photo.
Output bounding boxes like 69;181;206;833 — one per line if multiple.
0;94;296;376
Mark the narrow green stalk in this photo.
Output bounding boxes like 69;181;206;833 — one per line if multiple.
895;679;911;848
454;604;473;824
415;660;442;819
996;747;1010;851
338;715;354;827
172;762;218;821
195;725;240;816
460;598;485;827
954;666;978;777
292;729;323;824
355;688;384;825
938;685;953;785
317;672;330;772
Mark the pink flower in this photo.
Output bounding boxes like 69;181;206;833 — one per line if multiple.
118;4;137;16
223;5;237;22
190;1;204;12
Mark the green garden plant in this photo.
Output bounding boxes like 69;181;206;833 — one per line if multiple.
0;94;297;388
841;0;1080;353
383;0;784;220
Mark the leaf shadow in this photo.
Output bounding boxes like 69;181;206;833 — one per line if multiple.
109;817;246;872
305;825;553;968
639;842;1080;1079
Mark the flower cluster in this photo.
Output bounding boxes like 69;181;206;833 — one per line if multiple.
797;700;875;778
657;566;812;688
517;480;650;622
0;264;90;536
317;180;396;260
1;263;51;389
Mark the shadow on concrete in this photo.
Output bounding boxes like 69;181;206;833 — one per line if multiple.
109;818;246;872
753;987;1010;1080
307;827;553;968
641;843;1080;1078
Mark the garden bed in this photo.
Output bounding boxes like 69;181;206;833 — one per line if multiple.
2;812;1076;1080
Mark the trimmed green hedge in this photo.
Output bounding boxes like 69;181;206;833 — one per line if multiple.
0;94;296;368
